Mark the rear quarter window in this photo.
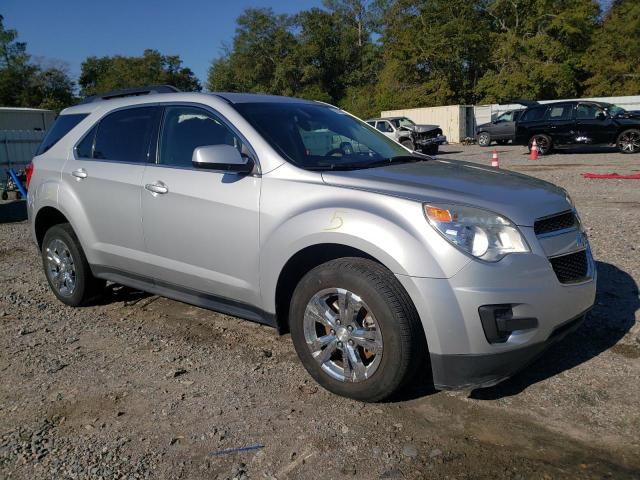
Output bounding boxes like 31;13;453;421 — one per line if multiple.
520;107;547;122
35;114;88;155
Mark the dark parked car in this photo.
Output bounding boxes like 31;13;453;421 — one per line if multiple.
475;109;524;147
515;101;640;155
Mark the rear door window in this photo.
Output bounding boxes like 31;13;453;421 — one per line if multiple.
36;114;88;155
520;107;547;122
544;104;573;121
92;107;159;163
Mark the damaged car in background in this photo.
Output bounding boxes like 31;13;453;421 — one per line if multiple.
366;116;447;155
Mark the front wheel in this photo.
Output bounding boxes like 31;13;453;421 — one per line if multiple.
529;134;553;155
477;132;491;147
422;144;438;155
289;258;425;402
617;129;640;154
400;139;415;151
42;223;105;306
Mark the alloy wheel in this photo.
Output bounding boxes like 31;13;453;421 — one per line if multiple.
618;131;640;153
303;288;383;383
45;238;77;297
478;133;490;146
534;135;550;154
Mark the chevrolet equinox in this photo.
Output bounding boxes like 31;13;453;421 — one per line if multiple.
26;86;596;402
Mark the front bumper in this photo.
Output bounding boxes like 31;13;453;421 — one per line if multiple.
429;310;587;389
396;247;596;390
415;134;447;147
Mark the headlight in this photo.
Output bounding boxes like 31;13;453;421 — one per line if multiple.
424;204;529;262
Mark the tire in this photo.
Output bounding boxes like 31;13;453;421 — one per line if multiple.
477;132;491;147
41;223;104;307
422;144;438;155
616;129;640;154
1;191;7;200
400;139;415;151
528;134;553;155
289;257;425;402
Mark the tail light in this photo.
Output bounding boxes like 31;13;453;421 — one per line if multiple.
25;162;34;190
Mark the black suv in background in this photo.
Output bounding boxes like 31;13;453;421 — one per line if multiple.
515;101;640;155
476;109;524;147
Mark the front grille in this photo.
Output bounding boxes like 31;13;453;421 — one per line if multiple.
549;250;589;283
416;128;442;140
534;211;576;235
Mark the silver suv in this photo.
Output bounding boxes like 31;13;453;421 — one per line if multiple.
27;86;596;402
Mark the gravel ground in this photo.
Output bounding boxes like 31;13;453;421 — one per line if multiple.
1;143;639;479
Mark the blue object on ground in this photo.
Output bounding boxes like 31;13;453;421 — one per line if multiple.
7;168;27;197
208;443;264;456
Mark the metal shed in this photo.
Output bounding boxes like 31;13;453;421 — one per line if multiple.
0;107;52;181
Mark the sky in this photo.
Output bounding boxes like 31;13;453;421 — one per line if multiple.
2;0;324;87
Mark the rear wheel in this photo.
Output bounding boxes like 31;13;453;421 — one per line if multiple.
42;223;104;306
400;139;415;151
289;258;425;402
529;134;553;155
477;132;491;147
616;129;640;154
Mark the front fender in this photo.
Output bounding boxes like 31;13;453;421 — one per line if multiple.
258;175;470;313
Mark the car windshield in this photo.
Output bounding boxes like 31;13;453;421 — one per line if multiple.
607;104;627;116
233;102;421;170
390;117;415;129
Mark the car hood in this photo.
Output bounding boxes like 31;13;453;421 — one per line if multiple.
401;124;440;133
616;111;640;119
321;159;571;226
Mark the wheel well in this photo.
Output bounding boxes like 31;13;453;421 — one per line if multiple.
274;244;377;334
35;207;69;250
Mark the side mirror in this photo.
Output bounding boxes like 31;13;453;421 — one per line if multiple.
596;112;607;120
192;145;254;174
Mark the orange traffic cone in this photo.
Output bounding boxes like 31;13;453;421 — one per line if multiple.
530;139;538;161
491;148;499;168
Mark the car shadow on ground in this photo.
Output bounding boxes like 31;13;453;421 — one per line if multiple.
522;146;627;156
433;150;464;155
0;200;27;223
92;284;152;306
470;261;638;400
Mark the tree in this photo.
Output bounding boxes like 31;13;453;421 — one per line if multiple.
207;5;383;115
476;0;600;103
79;49;201;97
0;15;75;110
582;0;640;96
373;0;491;109
207;8;299;95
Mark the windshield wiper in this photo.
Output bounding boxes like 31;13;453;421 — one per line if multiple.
305;154;429;171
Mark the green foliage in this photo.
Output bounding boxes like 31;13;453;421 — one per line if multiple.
79;49;201;96
582;0;640;96
0;15;74;111
476;0;600;103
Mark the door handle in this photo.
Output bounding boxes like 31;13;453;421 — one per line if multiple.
72;168;88;179
145;182;169;195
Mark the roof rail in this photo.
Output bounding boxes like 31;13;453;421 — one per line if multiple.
80;85;181;104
